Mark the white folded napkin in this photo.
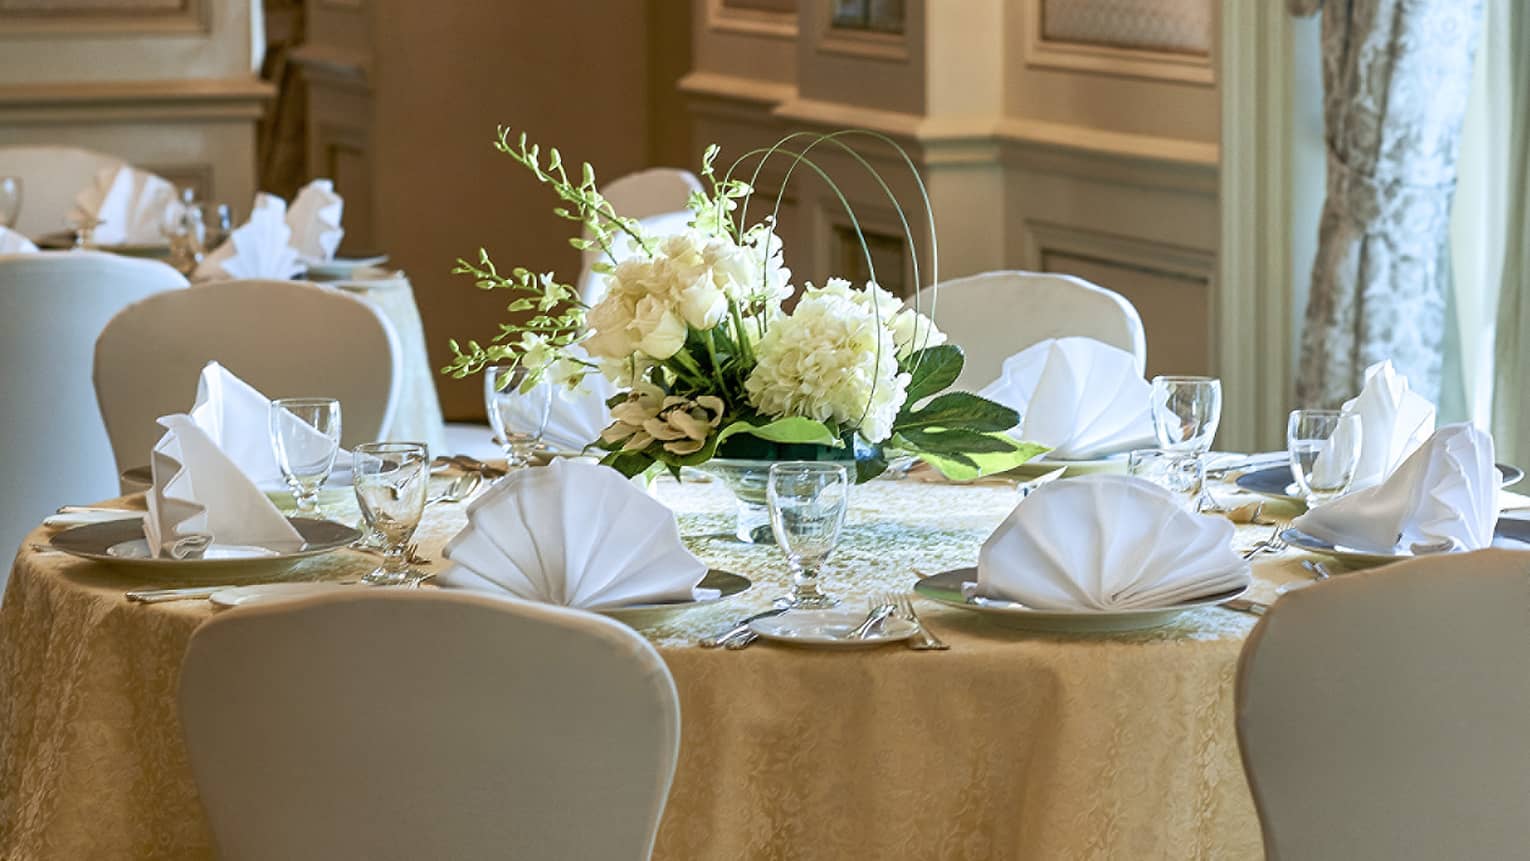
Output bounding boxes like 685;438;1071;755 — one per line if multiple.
71;166;181;246
1292;423;1496;554
193;193;303;282
0;226;37;254
187;361;349;488
977;474;1249;611
145;414;304;559
440;459;711;609
286;179;345;263
978;337;1157;460
1342;360;1436;490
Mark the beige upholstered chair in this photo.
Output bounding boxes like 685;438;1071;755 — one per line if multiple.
93;279;401;478
1235;549;1530;860
180;590;681;860
0;251;186;574
915;270;1147;389
0;145;124;238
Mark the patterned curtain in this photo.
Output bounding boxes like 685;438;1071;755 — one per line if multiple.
1291;0;1484;407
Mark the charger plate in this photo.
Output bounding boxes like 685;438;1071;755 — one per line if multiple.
914;567;1247;633
1238;462;1525;503
1281;518;1530;567
48;517;360;582
598;569;751;627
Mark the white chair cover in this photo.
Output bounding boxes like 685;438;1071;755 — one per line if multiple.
93;278;401;479
0;145;125;238
1236;549;1530;860
179;590;681;861
0;251;186;576
915;270;1147;389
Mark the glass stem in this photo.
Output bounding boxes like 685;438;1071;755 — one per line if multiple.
382;544;408;575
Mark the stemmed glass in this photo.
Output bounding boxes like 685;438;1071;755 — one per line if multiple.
484;364;552;468
1127;448;1205;511
0;177;21;229
766;462;850;609
1287;409;1362;508
353;442;429;585
269;398;342;515
1150;376;1222;507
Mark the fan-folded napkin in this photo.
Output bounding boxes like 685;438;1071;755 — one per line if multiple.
145;414;303;559
71;166;180;246
978;337;1156;460
286;179;345;262
1341;360;1436;490
194;193;303;281
977;474;1249;611
440;459;711;609
1293;423;1496;554
0;227;37;254
187;361;349;487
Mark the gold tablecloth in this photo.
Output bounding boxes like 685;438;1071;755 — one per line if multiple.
0;477;1311;860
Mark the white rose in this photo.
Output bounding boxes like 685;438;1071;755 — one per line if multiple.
676;275;728;330
890;308;946;358
632;294;688;359
582;294;639;360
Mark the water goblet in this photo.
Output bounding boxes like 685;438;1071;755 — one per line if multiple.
1150;376;1223;454
0;177;21;229
353;442;430;585
767;462;850;609
269;398;342;515
1127;448;1206;511
1287;409;1362;508
485;364;552;468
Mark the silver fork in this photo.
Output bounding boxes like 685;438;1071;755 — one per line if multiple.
426;471;482;506
1241;521;1291;559
888;591;948;651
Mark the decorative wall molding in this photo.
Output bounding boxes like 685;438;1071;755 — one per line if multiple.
1024;0;1213;86
0;0;209;36
997;115;1217;168
815;1;909;63
0;77;272;123
146;161;214;201
705;0;796;40
288;44;372;90
678;69;795;108
1022;218;1214;281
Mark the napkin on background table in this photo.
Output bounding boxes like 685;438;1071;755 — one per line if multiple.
440;459;711;609
71;166;181;246
499;347;613;452
145;414;304;559
978;337;1156;460
1341;360;1436;490
187;361;349;488
193;193;304;282
0;226;37;254
977;474;1250;611
286;179;345;263
1293;423;1496;555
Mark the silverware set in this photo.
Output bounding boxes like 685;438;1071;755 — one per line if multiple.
1242;521;1291;560
698;590;949;651
433;455;507;480
875;590;949;650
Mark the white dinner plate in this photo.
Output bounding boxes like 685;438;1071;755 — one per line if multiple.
210;582;356;608
47;516;361;582
598;569;752;627
303;255;390;278
748;608;916;648
1281;519;1530;567
913;567;1247;633
1006;453;1130;480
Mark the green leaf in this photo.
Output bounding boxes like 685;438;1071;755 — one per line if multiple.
599;449;655;479
908;437;1050;482
903;344;964;403
898;427;1025;454
855;451;889;483
896;391;1019;433
715;417;841;448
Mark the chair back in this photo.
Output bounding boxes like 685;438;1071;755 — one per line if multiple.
915;270;1147;389
1235;549;1530;860
0;145;124;237
93;278;401;477
180;590;681;861
0;251;185;572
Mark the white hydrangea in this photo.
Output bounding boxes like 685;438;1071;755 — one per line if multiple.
582;227;792;362
744;281;911;443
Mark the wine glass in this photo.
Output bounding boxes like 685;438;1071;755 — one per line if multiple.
1150;376;1223;454
353;442;430;585
1287;409;1362;507
1127;448;1205;511
767;462;850;609
0;177;21;229
269;398;342;515
484;365;552;468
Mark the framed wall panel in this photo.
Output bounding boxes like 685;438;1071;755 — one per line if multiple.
1022;0;1213;85
0;0;209;35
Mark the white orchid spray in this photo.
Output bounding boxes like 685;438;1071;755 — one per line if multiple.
446;127;1045;481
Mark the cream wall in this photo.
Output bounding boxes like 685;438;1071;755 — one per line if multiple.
0;0;270;214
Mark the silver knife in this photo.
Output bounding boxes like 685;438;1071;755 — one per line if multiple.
700;606;788;647
1223;597;1270;616
126;585;227;603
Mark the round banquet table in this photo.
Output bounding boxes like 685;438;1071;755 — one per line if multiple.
0;474;1313;860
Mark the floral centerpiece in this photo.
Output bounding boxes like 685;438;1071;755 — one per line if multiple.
445;128;1045;496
